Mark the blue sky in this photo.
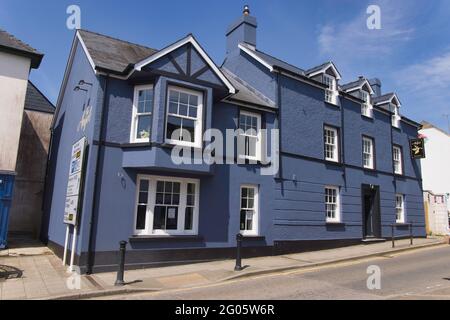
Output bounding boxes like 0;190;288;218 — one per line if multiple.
1;0;449;131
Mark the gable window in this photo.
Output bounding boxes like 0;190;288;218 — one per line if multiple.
360;90;372;118
131;85;153;142
323;74;337;104
240;185;259;235
165;86;203;148
325;186;340;223
395;194;405;223
324;126;339;162
238;111;261;161
134;175;199;236
393;145;403;175
362;136;375;169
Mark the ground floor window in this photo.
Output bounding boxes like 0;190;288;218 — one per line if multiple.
134;175;199;235
395;194;405;223
240;185;259;235
325;186;340;223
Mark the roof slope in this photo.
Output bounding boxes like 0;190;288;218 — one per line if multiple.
239;43;305;77
340;78;366;91
0;29;43;68
372;93;396;105
221;68;276;109
24;81;55;113
77;29;158;74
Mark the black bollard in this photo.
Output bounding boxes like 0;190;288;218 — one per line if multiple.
391;224;395;248
235;233;243;271
115;240;127;286
410;223;413;246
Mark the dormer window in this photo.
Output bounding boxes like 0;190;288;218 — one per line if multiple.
323;74;337;105
391;105;400;128
360;90;372;118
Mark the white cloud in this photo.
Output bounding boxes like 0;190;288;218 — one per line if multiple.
317;0;415;73
397;51;450;92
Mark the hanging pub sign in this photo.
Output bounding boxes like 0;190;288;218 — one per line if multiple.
410;138;426;159
64;137;87;225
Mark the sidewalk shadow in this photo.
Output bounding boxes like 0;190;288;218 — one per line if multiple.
0;265;23;280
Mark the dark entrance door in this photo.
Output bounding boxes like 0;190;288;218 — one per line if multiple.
362;184;381;239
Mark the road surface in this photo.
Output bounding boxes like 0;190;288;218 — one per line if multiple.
94;245;450;300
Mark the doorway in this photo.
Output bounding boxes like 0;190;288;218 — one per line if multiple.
361;184;381;239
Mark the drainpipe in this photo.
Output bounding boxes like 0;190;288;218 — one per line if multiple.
40;126;54;243
86;74;109;274
275;72;283;180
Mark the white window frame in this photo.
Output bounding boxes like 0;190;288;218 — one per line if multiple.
324;126;339;162
323;74;337;105
395;194;405;223
165;85;203;148
325;186;341;223
130;84;154;143
238;110;262;161
362;137;374;169
133;175;200;236
391;105;401;128
239;185;259;236
393;145;403;175
360;90;373;118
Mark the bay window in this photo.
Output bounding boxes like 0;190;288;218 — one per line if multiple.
165;86;203;148
134;175;199;235
131;85;153;142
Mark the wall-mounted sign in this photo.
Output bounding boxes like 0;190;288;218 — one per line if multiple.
410;138;426;159
64;137;87;225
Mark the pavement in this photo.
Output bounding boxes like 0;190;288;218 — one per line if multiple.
0;236;446;300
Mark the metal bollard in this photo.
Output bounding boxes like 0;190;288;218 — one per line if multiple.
410;223;413;246
391;224;395;248
114;240;127;286
235;233;243;271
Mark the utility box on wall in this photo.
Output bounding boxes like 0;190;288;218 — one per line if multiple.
0;174;15;249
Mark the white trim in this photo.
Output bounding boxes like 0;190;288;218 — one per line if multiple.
164;85;203;148
238;110;262;161
130;84;154;143
274;69;327;90
238;43;274;72
323;74;338;105
239;184;259;236
395;194;405;223
393;145;403;175
135;35;235;94
134;175;200;236
324;125;339;162
76;31;97;74
325;185;341;223
308;62;342;80
374;94;401;107
363;137;374;169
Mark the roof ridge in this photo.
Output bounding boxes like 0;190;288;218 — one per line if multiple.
28;80;55;108
78;29;158;52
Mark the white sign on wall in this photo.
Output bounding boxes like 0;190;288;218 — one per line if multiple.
64;137;87;225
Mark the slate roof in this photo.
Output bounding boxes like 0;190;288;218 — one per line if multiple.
239;43;305;77
340;78;367;91
0;29;43;68
77;29;158;75
24;81;55;114
221;68;276;109
372;93;396;105
305;61;332;75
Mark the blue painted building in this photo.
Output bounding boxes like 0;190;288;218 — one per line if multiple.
42;8;425;273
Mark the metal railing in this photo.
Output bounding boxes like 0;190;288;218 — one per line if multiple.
391;223;413;248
